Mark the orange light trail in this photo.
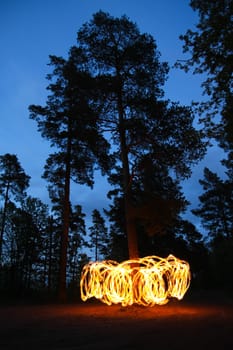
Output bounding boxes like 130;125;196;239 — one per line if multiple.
80;255;191;306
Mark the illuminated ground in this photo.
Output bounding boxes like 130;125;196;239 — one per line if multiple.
0;296;233;349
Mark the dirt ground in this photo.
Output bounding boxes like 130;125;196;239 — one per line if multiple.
0;296;233;349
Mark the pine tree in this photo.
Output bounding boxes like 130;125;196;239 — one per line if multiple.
192;167;233;240
0;154;30;264
178;0;233;288
29;54;110;301
75;11;206;259
178;0;233;147
89;209;109;261
1;196;50;293
43;215;60;293
67;204;87;287
192;166;233;288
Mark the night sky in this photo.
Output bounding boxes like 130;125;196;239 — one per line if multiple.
0;0;226;231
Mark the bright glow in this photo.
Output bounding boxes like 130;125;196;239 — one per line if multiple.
80;255;191;306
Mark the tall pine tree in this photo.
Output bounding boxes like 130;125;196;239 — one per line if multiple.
89;209;109;261
75;11;206;258
0;154;30;265
29;54;110;301
178;0;233;147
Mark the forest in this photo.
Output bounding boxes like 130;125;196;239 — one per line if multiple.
1;1;233;303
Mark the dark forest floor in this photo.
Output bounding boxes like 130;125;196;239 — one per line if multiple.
0;293;233;349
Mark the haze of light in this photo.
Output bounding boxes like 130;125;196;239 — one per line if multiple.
80;254;191;307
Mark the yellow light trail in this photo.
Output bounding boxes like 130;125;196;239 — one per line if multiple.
80;255;191;306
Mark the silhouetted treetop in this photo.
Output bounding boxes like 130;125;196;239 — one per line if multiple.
178;0;233;147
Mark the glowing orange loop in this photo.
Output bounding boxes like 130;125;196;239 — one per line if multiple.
80;255;191;306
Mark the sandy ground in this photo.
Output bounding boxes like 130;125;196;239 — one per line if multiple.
0;298;233;349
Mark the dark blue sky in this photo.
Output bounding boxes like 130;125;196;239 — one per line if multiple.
0;0;225;231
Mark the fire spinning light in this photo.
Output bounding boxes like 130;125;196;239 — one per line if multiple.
80;255;191;306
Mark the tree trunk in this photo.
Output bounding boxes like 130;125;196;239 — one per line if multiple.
117;78;139;259
47;216;53;292
124;196;139;259
58;138;71;302
0;181;10;265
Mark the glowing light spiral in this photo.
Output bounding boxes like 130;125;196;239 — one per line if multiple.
80;255;191;306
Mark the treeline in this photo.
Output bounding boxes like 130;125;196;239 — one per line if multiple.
0;156;106;299
1;1;233;301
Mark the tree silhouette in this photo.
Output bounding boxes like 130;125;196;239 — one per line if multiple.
89;209;109;261
178;0;233;289
192;167;233;240
0;153;30;264
192;166;233;288
178;0;233;147
75;11;206;258
29;55;111;301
